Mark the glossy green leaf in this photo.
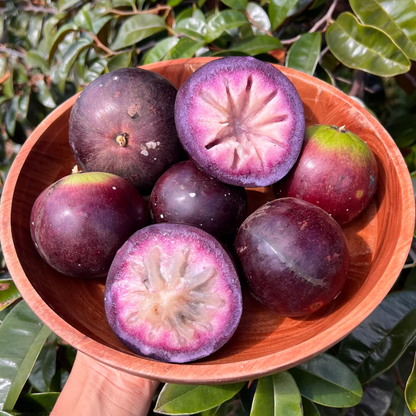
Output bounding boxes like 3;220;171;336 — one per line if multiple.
246;2;271;36
405;354;416;414
143;37;180;64
36;79;56;109
14;392;59;413
251;372;302;416
74;4;94;32
350;0;416;61
111;15;166;50
268;0;298;31
1;66;13;99
163;38;205;60
391;386;414;416
8;14;30;37
0;277;20;312
5;97;18;137
167;0;184;7
0;17;3;39
48;23;78;61
58;0;80;12
92;15;113;35
0;301;51;411
107;52;131;72
25;51;49;72
221;0;248;10
154;382;245;414
175;8;194;24
286;32;321;75
302;397;320;416
113;0;136;6
338;290;416;384
42;13;66;38
85;59;108;83
17;93;30;121
206;10;248;43
176;18;207;41
59;38;93;81
315;64;335;86
0;412;12;416
192;9;206;22
290;353;363;407
326;13;410;76
230;35;282;55
28;15;43;48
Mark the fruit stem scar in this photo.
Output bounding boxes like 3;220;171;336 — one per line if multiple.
71;165;81;174
116;133;128;147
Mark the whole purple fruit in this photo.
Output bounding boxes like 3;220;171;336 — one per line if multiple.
69;68;185;194
105;223;243;363
273;125;378;225
150;160;248;241
235;198;349;317
174;56;305;187
30;170;148;278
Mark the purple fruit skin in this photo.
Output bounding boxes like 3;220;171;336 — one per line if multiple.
69;68;186;194
150;160;248;241
30;172;148;278
234;198;349;317
273;125;378;225
174;56;305;187
105;223;243;363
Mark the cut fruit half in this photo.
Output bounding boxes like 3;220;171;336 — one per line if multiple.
175;57;305;187
104;223;243;363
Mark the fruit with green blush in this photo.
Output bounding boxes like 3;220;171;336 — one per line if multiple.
272;125;378;225
30;168;148;278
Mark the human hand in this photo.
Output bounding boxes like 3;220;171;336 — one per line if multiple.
51;351;160;416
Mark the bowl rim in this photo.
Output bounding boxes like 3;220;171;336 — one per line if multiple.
1;57;414;384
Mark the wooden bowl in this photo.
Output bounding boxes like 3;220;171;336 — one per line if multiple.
1;58;414;384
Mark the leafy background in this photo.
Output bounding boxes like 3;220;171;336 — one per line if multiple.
1;0;416;415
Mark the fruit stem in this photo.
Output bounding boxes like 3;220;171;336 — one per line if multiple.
338;125;346;133
72;165;81;174
116;133;128;147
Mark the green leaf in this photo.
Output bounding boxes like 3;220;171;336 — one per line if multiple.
167;0;184;7
230;35;282;55
5;97;18;137
290;353;363;408
14;393;59;413
0;277;20;312
221;0;248;10
25;51;49;72
107;52;131;72
111;15;166;50
8;14;30;37
206;10;248;43
85;58;108;83
350;0;416;61
42;13;66;38
36;79;56;109
28;15;44;48
92;15;113;35
405;354;416;414
0;301;51;411
176;18;207;41
326;12;410;77
175;8;193;25
154;383;245;414
286;32;321;75
391;386;414;416
113;0;136;6
246;2;271;36
314;64;335;86
338;290;416;384
0;17;3;39
17;93;30;121
59;38;93;81
74;3;94;32
142;37;180;64
251;372;302;416
268;0;298;32
163;38;205;60
302;397;320;416
58;0;81;12
48;23;78;61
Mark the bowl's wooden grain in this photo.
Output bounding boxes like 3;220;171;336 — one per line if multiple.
0;58;414;384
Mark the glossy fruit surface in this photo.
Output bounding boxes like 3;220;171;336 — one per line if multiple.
30;170;148;278
273;125;378;224
105;223;243;363
175;56;305;187
235;198;349;317
150;160;248;241
69;68;185;194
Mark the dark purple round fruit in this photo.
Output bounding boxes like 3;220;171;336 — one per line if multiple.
273;125;378;225
104;223;243;363
234;198;349;317
30;170;148;278
69;68;185;194
149;160;248;241
174;56;305;187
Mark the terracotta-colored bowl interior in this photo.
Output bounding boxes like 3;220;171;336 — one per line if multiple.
1;58;414;384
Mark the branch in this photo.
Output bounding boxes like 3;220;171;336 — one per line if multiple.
245;11;273;37
281;0;338;45
0;2;57;14
349;70;365;98
79;30;119;56
109;5;171;15
0;46;26;59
